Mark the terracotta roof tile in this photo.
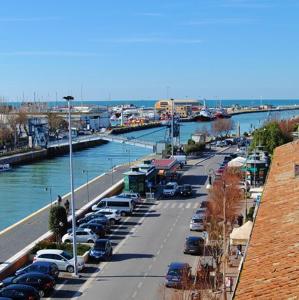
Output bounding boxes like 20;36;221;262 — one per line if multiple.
235;140;299;299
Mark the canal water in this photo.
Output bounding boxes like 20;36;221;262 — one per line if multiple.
0;109;298;231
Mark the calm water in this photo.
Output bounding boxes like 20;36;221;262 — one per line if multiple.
0;108;299;231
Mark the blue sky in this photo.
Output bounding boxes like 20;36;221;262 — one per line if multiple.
0;0;298;101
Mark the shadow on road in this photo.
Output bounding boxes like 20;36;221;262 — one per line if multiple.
111;253;154;261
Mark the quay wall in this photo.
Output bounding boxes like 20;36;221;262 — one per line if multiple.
110;122;162;134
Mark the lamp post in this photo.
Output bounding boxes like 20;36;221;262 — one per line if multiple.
63;95;78;277
222;182;227;300
82;169;90;203
108;157;114;185
45;186;53;207
171;98;174;156
125;148;131;166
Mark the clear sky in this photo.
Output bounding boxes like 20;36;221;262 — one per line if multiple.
0;0;298;101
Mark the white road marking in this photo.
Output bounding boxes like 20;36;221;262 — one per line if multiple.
157;249;160;255
186;202;191;208
163;203;170;209
163;238;167;243
148;265;153;271
193;202;199;209
137;281;143;288
132;291;137;298
179;203;184;208
171;203;176;208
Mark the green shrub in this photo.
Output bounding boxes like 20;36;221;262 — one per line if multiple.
31;241;90;256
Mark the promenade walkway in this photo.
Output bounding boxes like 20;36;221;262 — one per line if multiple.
0;164;129;265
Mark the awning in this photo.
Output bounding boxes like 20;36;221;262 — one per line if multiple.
230;221;253;246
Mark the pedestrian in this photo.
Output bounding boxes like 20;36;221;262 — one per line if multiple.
237;214;244;226
57;195;62;206
235;244;243;259
229;276;233;293
64;199;70;214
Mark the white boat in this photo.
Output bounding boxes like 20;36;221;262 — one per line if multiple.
0;164;11;172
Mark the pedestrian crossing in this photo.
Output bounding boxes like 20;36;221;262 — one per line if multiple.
156;201;201;210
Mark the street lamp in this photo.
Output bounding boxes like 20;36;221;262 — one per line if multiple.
125;148;131;166
45;186;53;207
63;95;78;277
82;169;90;203
108;157;114;185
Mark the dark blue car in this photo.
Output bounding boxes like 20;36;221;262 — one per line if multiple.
165;262;192;288
89;239;113;261
0;284;40;300
15;261;59;280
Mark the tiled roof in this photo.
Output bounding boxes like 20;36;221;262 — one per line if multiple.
235;140;299;299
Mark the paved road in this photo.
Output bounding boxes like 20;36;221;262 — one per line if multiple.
0;163;129;264
48;148;232;300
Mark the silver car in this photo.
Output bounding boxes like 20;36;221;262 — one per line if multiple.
190;216;204;231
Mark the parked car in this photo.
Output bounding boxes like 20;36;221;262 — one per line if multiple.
184;236;205;255
0;273;55;298
116;193;142;206
163;182;178;197
15;261;59;281
89;239;113;261
96;208;121;225
0;284;40;300
178;184;192;197
34;249;85;273
216;140;227;147
92;198;133;216
165;262;192;288
87;218;111;233
195;208;206;216
79;223;106;237
190;216;204;231
62;228;97;244
77;213;108;226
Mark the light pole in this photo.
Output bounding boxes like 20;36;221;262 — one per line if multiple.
171;98;174;156
45;186;53;207
125;148;131;166
63;95;78;277
82;169;90;203
223;182;227;300
108;157;114;185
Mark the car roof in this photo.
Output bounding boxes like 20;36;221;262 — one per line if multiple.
99;208;117;213
168;262;190;269
31;261;55;267
95;238;110;243
186;236;203;241
2;284;37;290
36;249;64;255
17;272;50;279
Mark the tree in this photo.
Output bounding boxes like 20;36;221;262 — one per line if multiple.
212;119;234;138
47;113;68;139
184;142;205;155
49;205;68;244
15;110;29;136
250;121;292;154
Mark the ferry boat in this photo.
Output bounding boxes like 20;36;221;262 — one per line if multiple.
0;164;11;172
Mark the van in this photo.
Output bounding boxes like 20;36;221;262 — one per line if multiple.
92;197;133;216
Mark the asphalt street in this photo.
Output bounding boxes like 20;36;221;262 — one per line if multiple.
47;148;231;300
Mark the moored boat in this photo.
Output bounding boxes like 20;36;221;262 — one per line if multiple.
0;164;11;172
194;107;215;122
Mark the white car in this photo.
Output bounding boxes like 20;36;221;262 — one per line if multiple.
34;249;85;273
190;215;205;231
117;193;142;206
163;182;178;197
97;208;121;225
62;228;97;244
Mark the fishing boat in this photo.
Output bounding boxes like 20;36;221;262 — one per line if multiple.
194;107;215;122
0;164;11;172
214;108;231;119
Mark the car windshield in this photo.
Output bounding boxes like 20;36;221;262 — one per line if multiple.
168;268;182;276
166;184;175;189
61;251;73;260
94;241;106;250
187;239;199;246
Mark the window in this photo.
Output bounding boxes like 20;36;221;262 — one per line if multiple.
40;254;53;259
107;201;129;207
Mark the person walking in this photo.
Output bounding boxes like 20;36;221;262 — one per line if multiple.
57;195;62;206
64;199;70;214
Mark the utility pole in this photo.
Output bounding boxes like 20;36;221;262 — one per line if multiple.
223;183;227;300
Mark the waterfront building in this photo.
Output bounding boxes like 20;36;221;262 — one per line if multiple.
235;139;299;299
155;99;200;118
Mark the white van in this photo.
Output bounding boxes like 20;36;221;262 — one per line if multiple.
170;155;187;165
92;197;133;216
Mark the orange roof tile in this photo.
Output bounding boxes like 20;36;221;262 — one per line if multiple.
235;140;299;299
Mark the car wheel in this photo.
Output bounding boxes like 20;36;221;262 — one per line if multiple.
120;211;126;217
64;239;71;243
110;219;116;225
67;265;74;273
87;239;94;243
39;290;45;297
